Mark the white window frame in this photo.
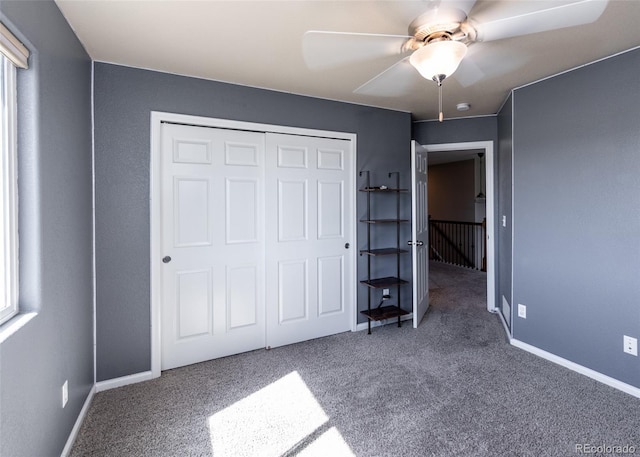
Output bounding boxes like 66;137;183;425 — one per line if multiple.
0;54;19;325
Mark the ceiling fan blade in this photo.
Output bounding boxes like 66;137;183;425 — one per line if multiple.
302;31;411;70
452;54;485;88
473;0;608;42
443;0;478;16
454;45;531;87
354;57;423;97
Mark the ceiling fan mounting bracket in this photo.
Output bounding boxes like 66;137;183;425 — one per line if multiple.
411;21;461;40
460;21;477;42
406;15;477;50
403;26;474;52
425;31;453;44
401;37;422;52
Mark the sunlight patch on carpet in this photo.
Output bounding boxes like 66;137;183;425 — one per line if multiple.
208;371;355;456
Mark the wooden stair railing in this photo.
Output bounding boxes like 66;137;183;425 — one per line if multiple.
429;217;486;271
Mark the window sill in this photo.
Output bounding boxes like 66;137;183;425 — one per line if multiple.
0;312;37;344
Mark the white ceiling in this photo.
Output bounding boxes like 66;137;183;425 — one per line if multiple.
55;0;640;121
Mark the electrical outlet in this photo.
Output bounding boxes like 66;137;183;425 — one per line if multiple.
517;304;526;319
623;335;638;356
62;380;68;408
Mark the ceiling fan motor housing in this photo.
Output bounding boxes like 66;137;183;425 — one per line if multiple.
406;7;477;51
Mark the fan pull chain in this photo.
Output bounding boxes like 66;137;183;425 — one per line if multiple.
438;80;443;122
432;74;446;123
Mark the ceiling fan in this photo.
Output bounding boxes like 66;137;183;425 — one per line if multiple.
302;0;609;121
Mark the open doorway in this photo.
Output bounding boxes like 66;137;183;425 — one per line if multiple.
423;141;496;313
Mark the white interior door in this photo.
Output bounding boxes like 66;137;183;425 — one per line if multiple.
160;123;266;370
265;133;353;348
411;140;429;328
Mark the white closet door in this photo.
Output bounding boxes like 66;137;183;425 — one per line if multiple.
160;123;266;370
265;133;353;348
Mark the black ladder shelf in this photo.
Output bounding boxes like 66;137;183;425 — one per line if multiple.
359;170;409;334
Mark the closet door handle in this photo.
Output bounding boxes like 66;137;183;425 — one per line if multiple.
345;243;350;249
162;256;172;264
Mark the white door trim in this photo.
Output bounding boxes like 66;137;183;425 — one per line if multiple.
422;140;496;313
150;111;357;378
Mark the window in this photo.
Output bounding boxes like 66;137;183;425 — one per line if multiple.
1;54;19;324
0;23;28;325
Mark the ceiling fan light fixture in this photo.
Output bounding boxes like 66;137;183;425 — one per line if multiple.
409;40;467;81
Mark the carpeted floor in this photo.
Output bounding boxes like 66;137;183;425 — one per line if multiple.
70;262;640;456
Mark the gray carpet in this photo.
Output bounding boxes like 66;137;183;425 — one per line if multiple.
71;262;640;456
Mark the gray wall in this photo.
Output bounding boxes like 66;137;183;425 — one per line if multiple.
512;48;640;388
497;94;513;327
93;63;412;381
413;116;498;146
0;1;94;456
428;159;476;222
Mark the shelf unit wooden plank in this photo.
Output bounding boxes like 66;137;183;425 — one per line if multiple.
361;305;409;321
360;276;409;289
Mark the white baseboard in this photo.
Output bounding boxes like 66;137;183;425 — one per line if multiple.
61;384;96;457
61;370;158;456
355;313;413;332
494;307;511;338
95;370;157;392
511;339;640;399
